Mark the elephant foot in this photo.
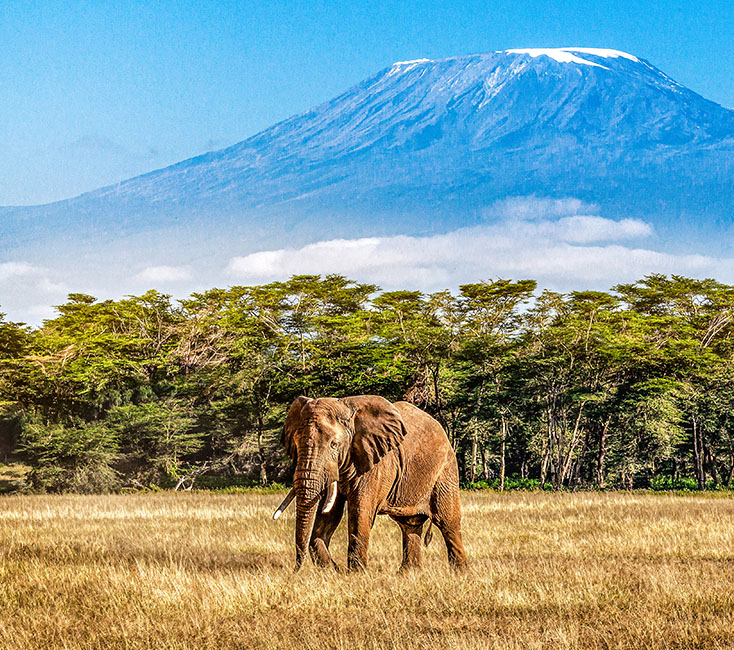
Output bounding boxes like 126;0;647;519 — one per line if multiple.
450;559;469;574
347;556;367;573
317;558;342;572
309;539;340;571
397;563;421;575
347;565;366;574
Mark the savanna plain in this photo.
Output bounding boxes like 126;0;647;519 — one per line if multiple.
0;491;732;650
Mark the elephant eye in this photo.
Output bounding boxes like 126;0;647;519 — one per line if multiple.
330;440;338;449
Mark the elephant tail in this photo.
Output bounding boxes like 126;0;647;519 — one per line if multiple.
423;522;433;547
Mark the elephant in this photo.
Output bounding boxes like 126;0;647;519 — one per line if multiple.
272;395;467;573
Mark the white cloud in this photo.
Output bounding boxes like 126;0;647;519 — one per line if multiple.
227;239;382;279
225;204;671;291
0;262;43;281
485;196;595;220
0;261;66;292
135;265;192;283
555;216;653;243
0;261;68;322
2;196;733;325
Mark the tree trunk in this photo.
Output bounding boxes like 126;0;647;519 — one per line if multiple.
259;457;268;485
560;403;585;488
572;428;590;491
692;414;705;490
704;443;718;488
540;417;551;488
470;434;478;484
458;447;467;484
431;364;445;428
257;411;268;485
499;416;507;491
555;418;565;490
596;415;610;488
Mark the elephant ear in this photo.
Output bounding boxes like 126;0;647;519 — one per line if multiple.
282;396;311;460
342;396;407;474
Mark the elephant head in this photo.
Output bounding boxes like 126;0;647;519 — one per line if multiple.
276;395;407;570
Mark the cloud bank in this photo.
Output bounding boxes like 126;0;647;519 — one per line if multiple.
0;262;67;321
2;197;733;325
135;265;193;283
225;198;703;291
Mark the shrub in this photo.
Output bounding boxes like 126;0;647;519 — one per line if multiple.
19;418;120;493
464;477;552;491
648;476;720;492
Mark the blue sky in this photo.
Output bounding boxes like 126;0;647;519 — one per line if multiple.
1;0;733;205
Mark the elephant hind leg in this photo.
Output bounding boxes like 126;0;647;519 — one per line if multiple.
309;493;346;570
392;514;428;572
431;463;468;572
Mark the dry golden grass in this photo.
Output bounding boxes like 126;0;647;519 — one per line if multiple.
1;490;732;650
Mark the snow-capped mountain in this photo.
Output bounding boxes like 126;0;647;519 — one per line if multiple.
3;47;734;253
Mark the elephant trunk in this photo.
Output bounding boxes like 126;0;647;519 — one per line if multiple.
293;454;323;571
294;492;320;571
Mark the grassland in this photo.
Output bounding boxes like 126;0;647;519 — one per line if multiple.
0;490;732;650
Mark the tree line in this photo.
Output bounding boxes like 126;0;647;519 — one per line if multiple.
1;273;734;493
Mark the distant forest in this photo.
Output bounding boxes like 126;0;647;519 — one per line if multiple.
2;273;734;494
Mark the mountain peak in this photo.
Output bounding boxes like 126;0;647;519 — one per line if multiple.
504;47;639;68
3;46;733;261
389;48;642;70
392;58;434;66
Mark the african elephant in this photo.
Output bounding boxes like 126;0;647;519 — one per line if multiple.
273;395;467;572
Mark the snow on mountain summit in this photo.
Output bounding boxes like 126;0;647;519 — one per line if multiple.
392;58;434;66
505;47;639;68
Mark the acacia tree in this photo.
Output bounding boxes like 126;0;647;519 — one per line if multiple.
616;275;734;488
516;289;639;489
0;311;31;416
371;290;461;434
450;279;536;486
20;419;120;493
5;273;734;493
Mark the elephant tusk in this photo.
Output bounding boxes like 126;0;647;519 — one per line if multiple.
322;481;338;514
272;487;296;520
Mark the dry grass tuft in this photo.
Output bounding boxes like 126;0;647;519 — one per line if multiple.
0;491;732;649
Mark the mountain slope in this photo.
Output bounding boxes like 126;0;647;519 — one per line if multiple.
3;48;734;250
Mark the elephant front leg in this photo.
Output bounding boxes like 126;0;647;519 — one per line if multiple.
309;494;346;570
347;505;374;572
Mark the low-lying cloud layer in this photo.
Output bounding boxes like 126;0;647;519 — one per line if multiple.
0;262;67;321
2;197;732;325
135;265;193;283
225;199;704;290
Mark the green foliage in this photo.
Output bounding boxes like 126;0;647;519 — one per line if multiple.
108;401;202;481
648;476;721;492
465;478;551;491
19;417;120;493
194;480;290;493
4;273;734;493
